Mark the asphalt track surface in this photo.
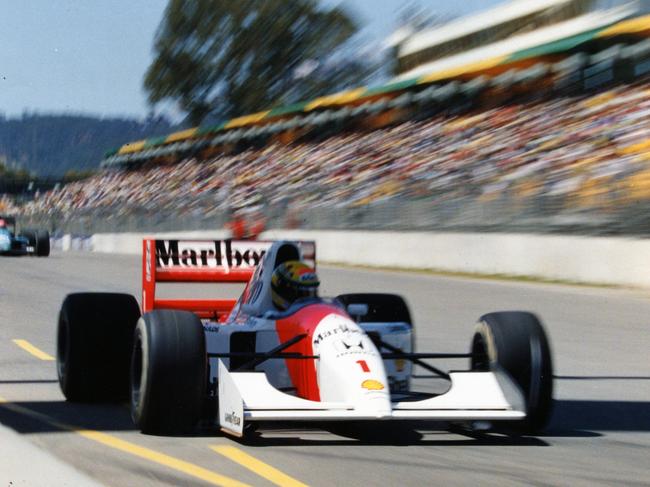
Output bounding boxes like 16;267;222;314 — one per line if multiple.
1;251;649;486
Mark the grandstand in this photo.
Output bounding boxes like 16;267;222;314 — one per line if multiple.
15;1;650;236
99;0;650;169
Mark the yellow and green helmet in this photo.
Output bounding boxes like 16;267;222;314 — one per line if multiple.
271;260;319;310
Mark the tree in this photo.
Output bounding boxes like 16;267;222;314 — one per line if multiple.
144;0;372;125
0;114;177;177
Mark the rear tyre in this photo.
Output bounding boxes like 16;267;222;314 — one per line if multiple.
57;293;141;402
131;310;206;435
471;311;553;433
35;230;50;256
336;293;412;324
336;293;413;352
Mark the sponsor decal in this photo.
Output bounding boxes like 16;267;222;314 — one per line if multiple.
332;336;373;358
341;338;363;350
313;321;362;348
313;315;378;359
356;359;370;373
246;260;265;302
224;410;241;426
361;379;384;391
155;239;267;270
145;241;152;282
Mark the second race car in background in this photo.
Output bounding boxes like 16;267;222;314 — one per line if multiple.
56;239;553;438
0;215;50;257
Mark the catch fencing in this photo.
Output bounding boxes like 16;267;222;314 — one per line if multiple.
19;194;650;237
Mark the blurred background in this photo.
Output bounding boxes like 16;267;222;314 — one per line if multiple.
3;0;650;237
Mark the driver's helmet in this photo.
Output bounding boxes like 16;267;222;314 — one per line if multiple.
0;219;6;228
271;260;319;310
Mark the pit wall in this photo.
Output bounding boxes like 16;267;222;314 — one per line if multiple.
54;230;650;288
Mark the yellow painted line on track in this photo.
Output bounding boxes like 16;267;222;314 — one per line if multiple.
0;396;250;487
211;445;309;487
12;339;54;360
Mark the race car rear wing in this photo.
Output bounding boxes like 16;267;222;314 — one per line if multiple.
141;238;315;319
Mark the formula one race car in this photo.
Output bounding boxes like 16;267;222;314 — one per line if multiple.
0;216;50;257
56;239;553;438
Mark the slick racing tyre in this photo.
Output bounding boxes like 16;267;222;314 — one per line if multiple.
35;229;50;257
57;293;141;402
336;293;413;350
131;310;206;435
471;311;553;434
336;293;412;324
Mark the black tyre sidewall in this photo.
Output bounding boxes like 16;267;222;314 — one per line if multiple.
473;311;553;433
131;310;206;435
131;318;151;427
36;230;50;257
57;292;140;402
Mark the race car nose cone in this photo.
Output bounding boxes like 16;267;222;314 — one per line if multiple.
372;409;392;419
353;393;392;418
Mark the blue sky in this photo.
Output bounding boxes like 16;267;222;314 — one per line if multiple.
0;0;503;120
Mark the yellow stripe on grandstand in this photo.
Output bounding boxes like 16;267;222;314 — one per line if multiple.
624;169;650;201
417;55;509;84
225;111;270;128
581;91;616;108
305;88;366;111
118;140;147;154
619;139;650;156
597;14;650;37
166;127;199;142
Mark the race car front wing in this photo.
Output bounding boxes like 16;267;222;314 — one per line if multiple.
217;360;526;437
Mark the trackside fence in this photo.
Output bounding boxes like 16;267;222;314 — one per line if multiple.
18;195;650;237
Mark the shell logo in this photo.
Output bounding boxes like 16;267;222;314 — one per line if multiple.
361;379;385;391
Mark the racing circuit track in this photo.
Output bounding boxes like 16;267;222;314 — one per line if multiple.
1;251;649;486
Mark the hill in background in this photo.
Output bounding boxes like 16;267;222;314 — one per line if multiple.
0;113;179;177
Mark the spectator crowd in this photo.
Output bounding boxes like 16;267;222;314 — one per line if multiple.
0;195;19;215
15;79;650;230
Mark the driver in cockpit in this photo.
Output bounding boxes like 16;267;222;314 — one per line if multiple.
270;260;320;311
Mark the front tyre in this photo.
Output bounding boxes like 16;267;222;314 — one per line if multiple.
471;311;553;433
131;310;206;435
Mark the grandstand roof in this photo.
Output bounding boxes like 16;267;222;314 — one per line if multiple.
399;0;572;57
397;2;635;81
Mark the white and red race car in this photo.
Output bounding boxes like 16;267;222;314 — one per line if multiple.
56;239;553;437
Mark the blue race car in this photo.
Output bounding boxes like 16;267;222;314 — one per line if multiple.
0;216;50;257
